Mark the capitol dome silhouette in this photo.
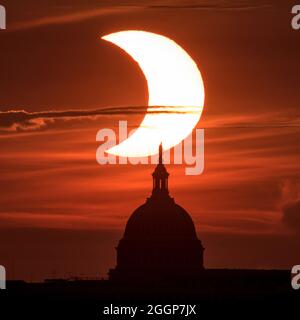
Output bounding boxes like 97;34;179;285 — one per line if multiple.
108;144;204;282
124;200;197;238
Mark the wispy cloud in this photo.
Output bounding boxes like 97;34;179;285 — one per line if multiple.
8;0;272;31
1;107;300;134
0;106;199;132
0;107;143;132
9;6;142;31
147;0;271;11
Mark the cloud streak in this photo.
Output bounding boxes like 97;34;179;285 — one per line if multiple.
9;6;142;31
1;107;300;134
0;106;199;133
147;0;271;11
0;107;143;132
8;1;272;31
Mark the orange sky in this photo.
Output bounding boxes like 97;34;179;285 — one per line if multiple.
0;0;300;281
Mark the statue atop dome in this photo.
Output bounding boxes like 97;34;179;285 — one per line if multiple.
108;145;204;282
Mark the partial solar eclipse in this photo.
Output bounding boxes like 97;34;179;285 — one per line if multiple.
102;30;205;157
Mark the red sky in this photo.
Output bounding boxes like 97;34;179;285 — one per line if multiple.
0;0;300;281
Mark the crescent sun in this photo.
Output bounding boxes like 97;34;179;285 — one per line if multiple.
102;30;205;157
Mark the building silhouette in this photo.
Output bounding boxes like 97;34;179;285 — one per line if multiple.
109;144;204;281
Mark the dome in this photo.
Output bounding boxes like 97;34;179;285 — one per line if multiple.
124;197;197;239
108;144;204;281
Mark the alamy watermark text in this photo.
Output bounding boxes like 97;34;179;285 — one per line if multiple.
0;265;6;289
0;5;6;30
292;5;300;30
96;121;204;176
